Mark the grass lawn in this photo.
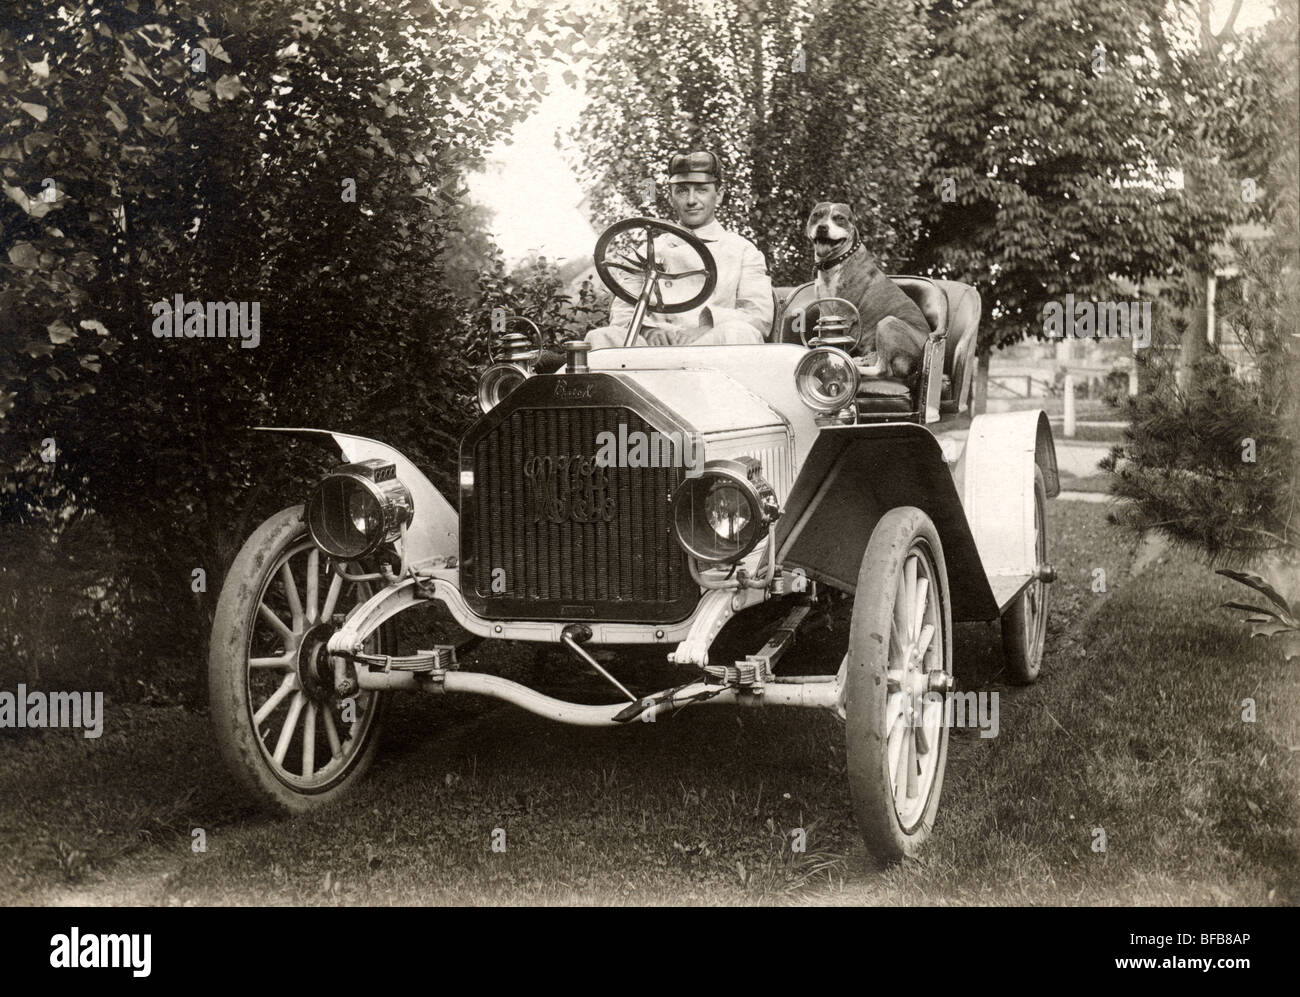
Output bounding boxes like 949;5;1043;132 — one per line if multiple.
1052;423;1129;444
1;503;1295;906
1056;472;1114;494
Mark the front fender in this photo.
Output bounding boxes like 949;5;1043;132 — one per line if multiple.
254;427;457;565
774;422;998;621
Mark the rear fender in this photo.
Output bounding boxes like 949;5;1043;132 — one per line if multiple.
254;427;458;565
774;423;999;621
960;410;1058;583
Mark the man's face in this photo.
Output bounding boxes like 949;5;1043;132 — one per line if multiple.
669;181;719;229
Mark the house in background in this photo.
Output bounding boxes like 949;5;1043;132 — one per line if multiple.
1207;221;1274;382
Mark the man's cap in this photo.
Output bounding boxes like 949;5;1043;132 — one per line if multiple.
668;151;722;185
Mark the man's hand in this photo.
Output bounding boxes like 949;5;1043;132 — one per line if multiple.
644;326;680;347
649;321;723;346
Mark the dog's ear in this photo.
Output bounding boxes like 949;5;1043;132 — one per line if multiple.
843;203;858;224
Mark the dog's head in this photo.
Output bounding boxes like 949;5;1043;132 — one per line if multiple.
805;201;857;263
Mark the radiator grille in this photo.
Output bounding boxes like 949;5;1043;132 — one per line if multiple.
465;406;694;621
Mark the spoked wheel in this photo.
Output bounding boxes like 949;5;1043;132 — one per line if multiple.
843;507;953;863
1001;466;1050;684
209;505;387;813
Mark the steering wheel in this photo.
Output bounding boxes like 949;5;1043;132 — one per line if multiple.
594;217;717;346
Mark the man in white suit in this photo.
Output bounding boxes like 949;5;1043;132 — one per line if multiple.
586;151;773;348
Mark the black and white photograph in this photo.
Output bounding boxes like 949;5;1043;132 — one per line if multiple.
0;0;1296;934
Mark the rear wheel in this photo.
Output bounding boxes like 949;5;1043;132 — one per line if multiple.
844;507;953;862
1001;467;1049;684
209;505;388;814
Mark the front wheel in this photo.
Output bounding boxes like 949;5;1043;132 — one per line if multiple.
844;507;953;862
209;505;387;814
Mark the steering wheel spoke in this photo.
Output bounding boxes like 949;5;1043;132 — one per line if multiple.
604;258;649;276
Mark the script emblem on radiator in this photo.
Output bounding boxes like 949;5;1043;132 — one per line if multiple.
523;455;616;525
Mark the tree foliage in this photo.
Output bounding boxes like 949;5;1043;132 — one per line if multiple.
910;0;1244;351
567;0;927;285
1103;0;1299;568
0;0;588;692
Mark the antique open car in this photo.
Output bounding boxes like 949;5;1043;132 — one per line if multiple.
209;217;1059;862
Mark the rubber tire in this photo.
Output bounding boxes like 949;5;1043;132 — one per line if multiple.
1000;467;1049;685
845;507;953;863
209;504;386;814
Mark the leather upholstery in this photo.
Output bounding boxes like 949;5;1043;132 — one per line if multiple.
932;280;980;413
855;376;913;416
856;378;912;397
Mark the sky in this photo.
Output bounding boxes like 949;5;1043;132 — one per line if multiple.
464;63;593;269
468;0;1284;267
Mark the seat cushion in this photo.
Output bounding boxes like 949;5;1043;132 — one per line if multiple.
856;377;915;415
856;377;911;398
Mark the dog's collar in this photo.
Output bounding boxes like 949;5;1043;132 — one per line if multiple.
814;233;862;272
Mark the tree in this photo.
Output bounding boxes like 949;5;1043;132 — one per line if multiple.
440;197;501;301
1104;0;1299;572
909;0;1241;371
567;0;927;285
0;0;589;693
1139;1;1275;389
